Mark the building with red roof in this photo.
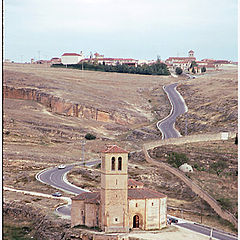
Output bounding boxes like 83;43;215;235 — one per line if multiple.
71;145;167;232
61;52;84;65
165;50;196;71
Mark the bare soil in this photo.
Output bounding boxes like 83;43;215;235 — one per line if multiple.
3;63;238;235
176;69;238;134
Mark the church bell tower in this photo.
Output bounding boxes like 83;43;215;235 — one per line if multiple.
100;145;129;233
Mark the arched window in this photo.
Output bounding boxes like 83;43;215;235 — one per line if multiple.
118;157;122;170
111;157;115;170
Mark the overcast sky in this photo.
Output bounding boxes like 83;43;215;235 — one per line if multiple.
4;0;238;62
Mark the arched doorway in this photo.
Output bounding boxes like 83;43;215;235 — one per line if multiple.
133;215;139;228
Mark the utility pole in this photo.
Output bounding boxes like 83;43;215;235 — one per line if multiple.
200;198;203;224
209;228;213;240
81;139;86;166
185;112;188;136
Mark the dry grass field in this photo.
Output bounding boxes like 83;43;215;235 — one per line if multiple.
3;63;238;235
176;69;238;134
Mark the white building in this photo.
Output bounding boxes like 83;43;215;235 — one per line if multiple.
61;52;84;65
179;163;193;173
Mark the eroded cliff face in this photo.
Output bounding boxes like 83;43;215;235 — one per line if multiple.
3;86;140;125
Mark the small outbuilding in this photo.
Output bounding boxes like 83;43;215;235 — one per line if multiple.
179;163;193;173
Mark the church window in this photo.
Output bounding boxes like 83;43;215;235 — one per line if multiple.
115;218;118;222
152;202;154;206
111;157;115;170
116;179;118;185
118;157;122;170
136;203;138;207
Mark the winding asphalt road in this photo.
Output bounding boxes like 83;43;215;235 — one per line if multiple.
157;83;187;139
35;83;237;239
36;160;99;215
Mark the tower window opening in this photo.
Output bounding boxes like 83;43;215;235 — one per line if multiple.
152;202;154;206
118;157;122;170
111;157;115;170
116;179;118;185
136;203;138;207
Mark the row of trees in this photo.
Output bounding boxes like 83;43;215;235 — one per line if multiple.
52;61;170;76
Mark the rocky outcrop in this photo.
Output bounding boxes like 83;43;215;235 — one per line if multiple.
3;86;140;125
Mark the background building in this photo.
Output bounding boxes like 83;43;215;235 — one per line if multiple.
61;52;84;65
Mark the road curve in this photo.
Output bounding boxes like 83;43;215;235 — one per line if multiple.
36;160;100;216
36;160;99;195
157;83;187;139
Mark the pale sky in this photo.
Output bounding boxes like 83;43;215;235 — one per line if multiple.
4;0;238;62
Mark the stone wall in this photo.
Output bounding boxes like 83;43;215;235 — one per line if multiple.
71;200;85;227
144;132;236;150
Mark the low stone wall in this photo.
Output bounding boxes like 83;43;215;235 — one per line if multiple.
144;132;235;150
143;132;237;229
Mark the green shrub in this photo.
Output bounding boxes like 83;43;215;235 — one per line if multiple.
85;133;96;140
217;197;232;211
210;160;227;175
175;67;183;75
167;152;189;168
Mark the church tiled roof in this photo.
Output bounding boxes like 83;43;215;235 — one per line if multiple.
101;145;128;154
72;192;100;204
128;188;166;199
128;179;144;188
72;187;166;202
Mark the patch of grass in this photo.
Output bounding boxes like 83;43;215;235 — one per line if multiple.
3;224;35;240
217;197;232;211
167;152;189;168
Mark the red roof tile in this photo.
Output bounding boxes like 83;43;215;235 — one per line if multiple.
72;192;100;204
128;179;144;187
62;53;81;56
167;57;196;61
128;188;167;199
72;188;166;202
101;145;128;153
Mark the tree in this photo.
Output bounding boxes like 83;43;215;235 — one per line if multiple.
85;133;96;140
167;152;189;168
190;61;198;69
175;67;183;75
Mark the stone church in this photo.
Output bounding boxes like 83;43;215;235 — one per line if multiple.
71;145;167;233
